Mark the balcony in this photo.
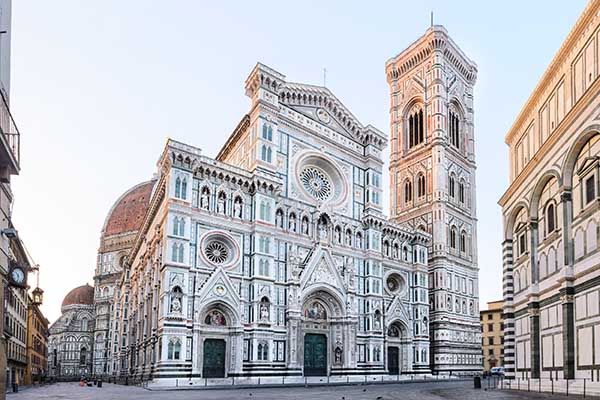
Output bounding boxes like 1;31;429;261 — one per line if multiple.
0;89;19;180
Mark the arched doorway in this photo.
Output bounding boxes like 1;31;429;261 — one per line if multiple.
198;302;242;379
299;289;346;377
387;321;410;374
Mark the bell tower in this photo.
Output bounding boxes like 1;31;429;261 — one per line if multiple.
386;26;480;373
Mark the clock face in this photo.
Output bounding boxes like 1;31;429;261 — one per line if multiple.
11;267;24;284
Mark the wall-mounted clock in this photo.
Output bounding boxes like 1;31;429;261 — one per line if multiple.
9;263;26;287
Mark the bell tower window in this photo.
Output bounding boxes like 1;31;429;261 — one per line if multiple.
407;106;424;149
449;109;460;149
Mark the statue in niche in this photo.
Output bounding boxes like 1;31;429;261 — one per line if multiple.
260;303;270;321
345;230;352;246
289;214;297;232
275;210;283;228
374;311;381;330
234;198;243;218
217;194;226;214
319;223;328;241
301;218;309;235
171;297;181;312
200;188;210;210
334;347;343;365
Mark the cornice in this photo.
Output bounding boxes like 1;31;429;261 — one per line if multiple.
504;0;600;144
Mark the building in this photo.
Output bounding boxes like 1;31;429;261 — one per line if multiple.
0;0;22;398
480;300;503;372
93;180;155;376
25;290;48;385
104;57;433;386
499;0;600;382
47;285;95;379
385;26;481;373
5;238;32;390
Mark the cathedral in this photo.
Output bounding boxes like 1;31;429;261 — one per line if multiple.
49;25;481;384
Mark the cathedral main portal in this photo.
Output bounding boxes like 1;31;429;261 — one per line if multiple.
203;339;226;378
303;333;327;376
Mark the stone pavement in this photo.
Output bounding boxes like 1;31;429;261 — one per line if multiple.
6;380;583;400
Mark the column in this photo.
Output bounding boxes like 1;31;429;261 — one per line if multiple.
529;302;541;379
502;239;516;379
561;289;575;379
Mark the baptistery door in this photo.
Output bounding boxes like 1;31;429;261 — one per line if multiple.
203;339;226;378
304;333;327;376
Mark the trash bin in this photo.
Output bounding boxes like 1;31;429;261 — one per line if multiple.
98;379;103;388
474;376;481;389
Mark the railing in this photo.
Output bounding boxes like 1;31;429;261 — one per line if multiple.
0;88;20;167
499;377;600;397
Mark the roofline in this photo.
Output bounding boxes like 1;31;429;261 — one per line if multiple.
504;0;596;144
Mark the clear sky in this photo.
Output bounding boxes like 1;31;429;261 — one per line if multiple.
10;1;588;323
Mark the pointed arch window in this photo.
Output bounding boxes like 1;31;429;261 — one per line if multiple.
417;174;426;198
449;176;455;199
460;232;467;253
459;181;465;204
449;109;460;149
450;227;457;249
175;177;181;198
407;106;424;149
404;179;413;204
181;178;187;200
257;341;269;361
262;124;273;141
171;242;178;262
173;217;179;236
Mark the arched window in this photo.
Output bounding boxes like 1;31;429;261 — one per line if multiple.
459;181;465;204
262;124;268;140
257;341;269;361
179;218;185;236
167;338;181;360
81;318;88;331
448;109;460;149
417;174;426;198
450;227;457;249
173;217;179;236
181;178;187;200
258;259;270;277
546;203;556;235
261;145;268;162
449;175;455;199
171;242;178;262
175;177;181;198
460;232;467;253
404;180;413;204
407;106;424;149
80;347;87;365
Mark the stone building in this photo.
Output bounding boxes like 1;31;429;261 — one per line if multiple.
48;284;95;378
480;300;504;373
0;0;22;397
499;0;600;381
108;60;432;386
93;180;155;375
25;291;49;385
385;26;481;373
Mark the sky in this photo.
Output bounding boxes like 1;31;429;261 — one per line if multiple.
9;1;588;323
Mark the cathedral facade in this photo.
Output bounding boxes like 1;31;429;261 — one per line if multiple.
49;26;482;384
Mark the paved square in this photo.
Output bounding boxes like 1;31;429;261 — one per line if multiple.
9;380;580;400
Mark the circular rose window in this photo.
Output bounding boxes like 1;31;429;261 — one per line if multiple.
300;167;333;201
386;273;406;296
199;231;240;269
294;152;348;206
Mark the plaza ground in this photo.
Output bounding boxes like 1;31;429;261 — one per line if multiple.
7;379;587;400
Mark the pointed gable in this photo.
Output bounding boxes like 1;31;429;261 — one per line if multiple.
386;296;412;335
299;246;346;297
196;267;241;310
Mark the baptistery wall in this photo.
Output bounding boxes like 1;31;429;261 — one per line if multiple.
106;62;431;385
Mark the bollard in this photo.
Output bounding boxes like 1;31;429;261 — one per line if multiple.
566;378;569;396
551;379;554;394
528;378;530;392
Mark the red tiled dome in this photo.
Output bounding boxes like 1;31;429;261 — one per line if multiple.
103;180;155;236
61;284;94;308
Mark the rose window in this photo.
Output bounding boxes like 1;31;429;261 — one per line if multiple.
300;167;332;201
386;273;406;296
205;241;229;264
